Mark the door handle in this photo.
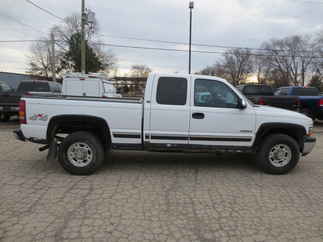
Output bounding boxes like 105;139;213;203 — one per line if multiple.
192;112;205;119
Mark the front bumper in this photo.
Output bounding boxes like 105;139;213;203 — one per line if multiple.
302;136;316;156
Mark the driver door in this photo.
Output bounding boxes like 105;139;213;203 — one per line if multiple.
189;78;256;147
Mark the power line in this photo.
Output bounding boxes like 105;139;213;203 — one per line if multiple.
25;0;64;21
100;34;315;54
97;42;323;59
0;40;46;43
0;39;322;59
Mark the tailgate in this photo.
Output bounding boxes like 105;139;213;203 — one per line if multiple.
0;93;20;111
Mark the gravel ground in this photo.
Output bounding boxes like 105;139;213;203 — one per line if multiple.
0;123;323;242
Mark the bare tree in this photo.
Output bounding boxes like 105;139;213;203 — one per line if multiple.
28;13;115;77
260;35;319;86
27;38;61;78
199;63;230;80
130;65;152;77
221;48;253;85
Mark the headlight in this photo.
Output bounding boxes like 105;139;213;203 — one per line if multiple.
308;127;314;136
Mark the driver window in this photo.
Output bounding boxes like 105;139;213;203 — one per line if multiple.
194;79;239;108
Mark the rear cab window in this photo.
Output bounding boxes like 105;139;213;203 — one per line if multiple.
0;82;11;93
17;82;50;93
156;77;188;105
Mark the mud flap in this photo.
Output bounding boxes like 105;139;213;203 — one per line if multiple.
47;138;59;161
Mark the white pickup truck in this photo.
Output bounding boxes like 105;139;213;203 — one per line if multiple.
14;73;316;175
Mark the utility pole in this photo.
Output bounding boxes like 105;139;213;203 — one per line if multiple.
50;32;56;82
189;1;194;74
81;0;86;73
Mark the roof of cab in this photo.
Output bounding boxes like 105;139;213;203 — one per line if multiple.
150;72;229;83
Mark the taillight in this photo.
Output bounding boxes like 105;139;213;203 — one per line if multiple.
319;99;323;107
258;97;266;105
19;100;26;124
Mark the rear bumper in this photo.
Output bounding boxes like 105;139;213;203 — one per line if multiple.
14;129;47;144
302;136;316;156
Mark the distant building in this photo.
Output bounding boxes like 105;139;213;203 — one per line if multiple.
0;72;33;89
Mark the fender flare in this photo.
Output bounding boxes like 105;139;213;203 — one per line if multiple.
253;122;306;151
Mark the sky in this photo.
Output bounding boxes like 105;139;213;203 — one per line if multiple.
0;0;323;76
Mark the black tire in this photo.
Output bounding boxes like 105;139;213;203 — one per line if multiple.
256;134;300;175
58;131;104;175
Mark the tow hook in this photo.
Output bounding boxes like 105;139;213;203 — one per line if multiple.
47;138;59;161
39;145;49;152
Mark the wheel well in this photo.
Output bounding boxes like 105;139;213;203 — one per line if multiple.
254;123;306;151
47;115;111;149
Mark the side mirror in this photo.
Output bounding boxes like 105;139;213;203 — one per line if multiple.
238;98;247;109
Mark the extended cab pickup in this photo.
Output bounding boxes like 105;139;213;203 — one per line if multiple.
15;73;316;175
275;86;323;121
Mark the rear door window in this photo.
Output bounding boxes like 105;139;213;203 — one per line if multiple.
156;77;187;105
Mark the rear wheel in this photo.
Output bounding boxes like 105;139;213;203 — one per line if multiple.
256;134;300;174
58;131;104;175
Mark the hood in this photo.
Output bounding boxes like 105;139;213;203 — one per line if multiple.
254;105;313;126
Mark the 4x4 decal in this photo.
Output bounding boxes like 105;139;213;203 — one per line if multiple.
29;114;48;121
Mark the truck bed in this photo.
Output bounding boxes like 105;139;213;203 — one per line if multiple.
248;95;299;111
21;95;143;143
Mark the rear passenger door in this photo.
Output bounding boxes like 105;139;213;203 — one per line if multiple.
148;75;190;146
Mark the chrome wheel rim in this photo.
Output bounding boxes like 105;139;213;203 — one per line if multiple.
67;142;93;167
269;144;292;168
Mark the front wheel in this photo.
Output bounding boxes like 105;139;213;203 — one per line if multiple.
58;131;104;175
256;134;300;175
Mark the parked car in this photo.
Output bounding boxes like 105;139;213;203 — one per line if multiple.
15;73;315;175
0;81;16;121
275;86;323;121
62;73;121;98
0;80;61;122
237;84;300;111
